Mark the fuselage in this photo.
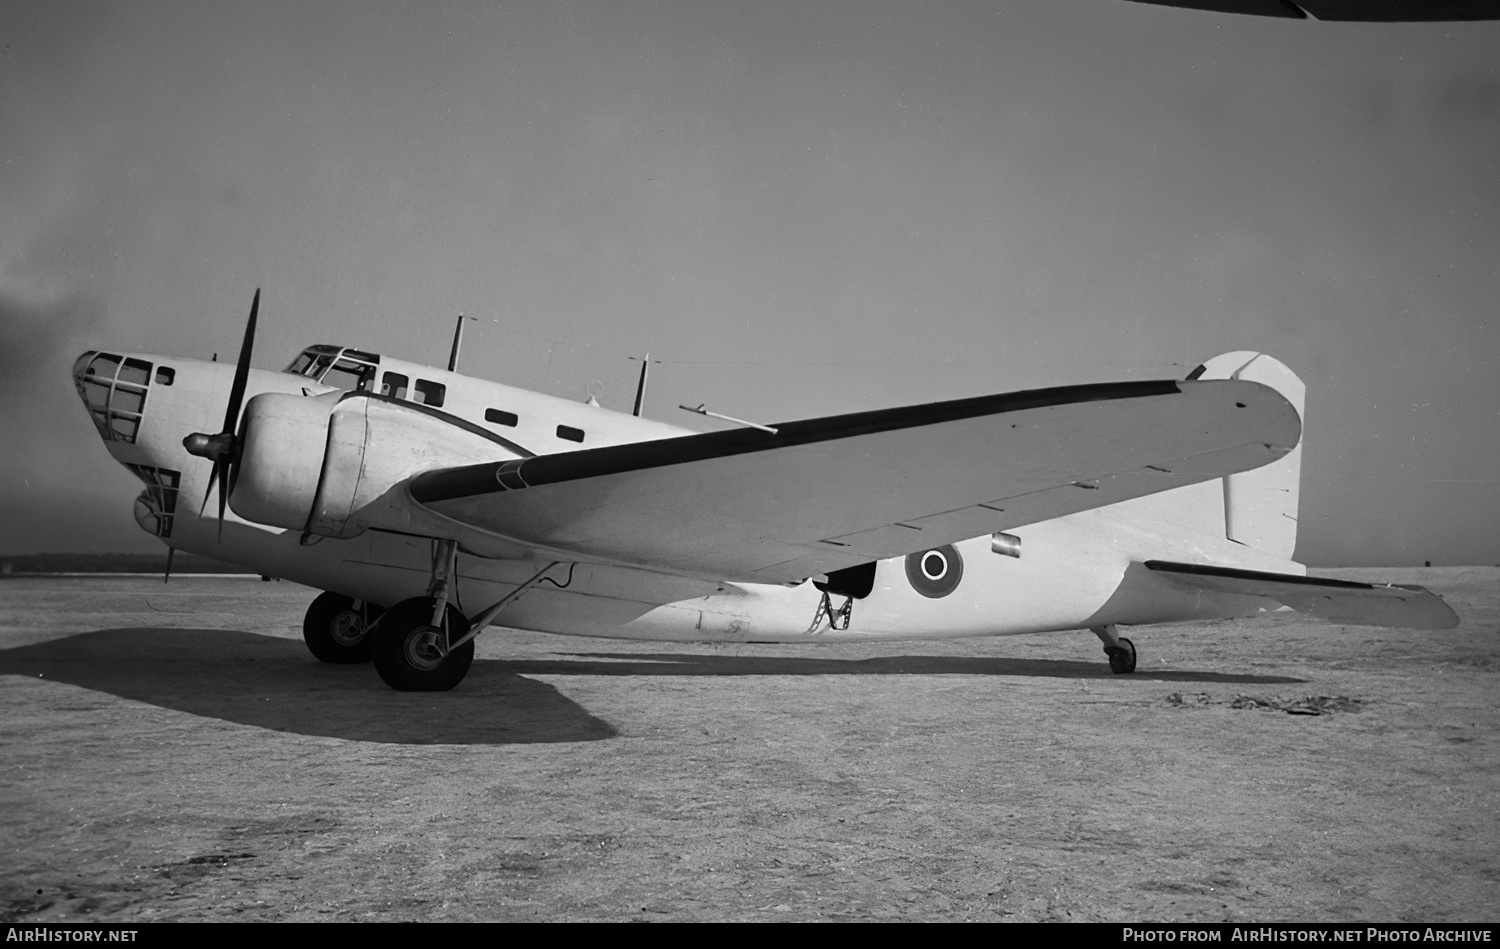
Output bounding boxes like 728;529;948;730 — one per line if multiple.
73;343;1305;643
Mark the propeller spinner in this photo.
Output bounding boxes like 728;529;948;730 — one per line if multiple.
183;288;259;540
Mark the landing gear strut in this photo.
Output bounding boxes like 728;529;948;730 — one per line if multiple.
1090;624;1137;674
368;542;565;692
303;592;384;664
370;539;474;691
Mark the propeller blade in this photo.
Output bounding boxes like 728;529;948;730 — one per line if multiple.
221;288;259;437
216;461;231;541
164;546;174;584
185;288;262;540
199;458;221;516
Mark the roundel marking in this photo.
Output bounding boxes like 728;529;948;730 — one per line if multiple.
905;544;963;598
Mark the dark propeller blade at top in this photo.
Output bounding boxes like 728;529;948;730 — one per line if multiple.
183;289;261;541
223;289;258;438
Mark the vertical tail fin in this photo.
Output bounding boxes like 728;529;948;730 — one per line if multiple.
1188;352;1305;560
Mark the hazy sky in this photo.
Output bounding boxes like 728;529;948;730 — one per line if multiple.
2;0;1496;565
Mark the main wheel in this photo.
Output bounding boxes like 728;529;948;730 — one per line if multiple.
1106;636;1137;675
370;597;475;692
303;592;384;664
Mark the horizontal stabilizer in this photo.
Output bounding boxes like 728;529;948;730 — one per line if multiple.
1144;560;1459;629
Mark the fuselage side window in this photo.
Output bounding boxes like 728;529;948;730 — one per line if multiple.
414;380;445;407
486;408;518;427
381;372;409;399
557;424;585;443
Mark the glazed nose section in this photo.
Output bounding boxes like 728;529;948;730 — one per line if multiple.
73;350;159;445
74;350;115;440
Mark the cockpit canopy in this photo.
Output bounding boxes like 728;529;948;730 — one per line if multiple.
284;344;447;406
285;345;381;393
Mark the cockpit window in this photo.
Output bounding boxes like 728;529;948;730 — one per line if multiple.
286;346;380;388
322;357;377;393
286;351;336;380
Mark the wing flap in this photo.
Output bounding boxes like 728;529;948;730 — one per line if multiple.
1144;560;1460;629
412;378;1301;582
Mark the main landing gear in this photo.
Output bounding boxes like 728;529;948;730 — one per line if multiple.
364;540;564;692
370;596;474;692
303;592;384;664
1090;624;1137;675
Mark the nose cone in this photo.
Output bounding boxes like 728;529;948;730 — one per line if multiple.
72;351;97;380
73;350;150;444
74;350;111;439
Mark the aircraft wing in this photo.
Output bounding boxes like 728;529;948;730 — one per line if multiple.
1144;560;1460;629
409;378;1300;583
1126;0;1500;20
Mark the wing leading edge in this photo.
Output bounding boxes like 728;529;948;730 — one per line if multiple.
410;377;1300;583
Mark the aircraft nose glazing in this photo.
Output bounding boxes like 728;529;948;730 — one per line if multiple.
73;350;156;445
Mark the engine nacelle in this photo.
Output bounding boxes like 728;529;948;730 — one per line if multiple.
230;391;341;530
229;391;517;538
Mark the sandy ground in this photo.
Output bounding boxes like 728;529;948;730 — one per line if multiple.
0;568;1495;922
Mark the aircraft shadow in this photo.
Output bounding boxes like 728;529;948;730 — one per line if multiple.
0;633;1305;746
496;651;1307;685
0;629;616;746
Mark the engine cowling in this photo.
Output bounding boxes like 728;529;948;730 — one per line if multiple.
229;391;341;530
229;391;519;538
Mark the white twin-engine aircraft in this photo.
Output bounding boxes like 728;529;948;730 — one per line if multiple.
72;292;1457;691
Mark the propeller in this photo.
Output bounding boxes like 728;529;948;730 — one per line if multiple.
183;288;259;541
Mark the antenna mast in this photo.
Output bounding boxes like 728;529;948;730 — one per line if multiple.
632;352;651;416
447;315;475;372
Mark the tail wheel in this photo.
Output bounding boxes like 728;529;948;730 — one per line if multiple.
370;597;474;692
303;592;383;664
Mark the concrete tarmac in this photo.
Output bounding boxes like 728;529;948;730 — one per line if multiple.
1;569;1496;922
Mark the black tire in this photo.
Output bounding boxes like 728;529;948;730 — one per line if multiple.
370;597;474;692
303;592;384;664
1106;636;1137;675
